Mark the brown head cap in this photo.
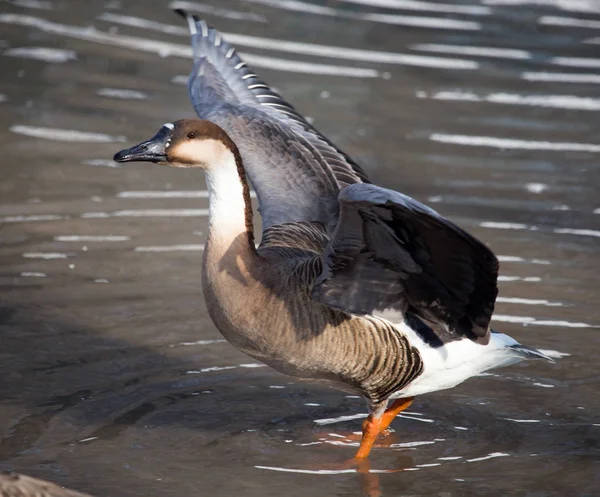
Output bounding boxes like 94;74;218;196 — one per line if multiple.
163;119;238;168
114;119;239;169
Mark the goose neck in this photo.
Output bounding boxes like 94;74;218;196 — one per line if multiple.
205;146;255;251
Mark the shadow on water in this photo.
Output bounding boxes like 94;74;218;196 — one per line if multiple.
1;0;600;496
0;301;410;496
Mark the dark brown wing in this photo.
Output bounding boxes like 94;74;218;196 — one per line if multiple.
311;184;499;343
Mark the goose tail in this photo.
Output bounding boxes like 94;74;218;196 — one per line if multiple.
506;342;556;363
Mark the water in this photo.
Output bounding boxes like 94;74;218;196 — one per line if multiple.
1;0;599;495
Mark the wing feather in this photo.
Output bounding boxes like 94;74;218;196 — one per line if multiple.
260;221;329;254
176;10;368;231
312;184;499;343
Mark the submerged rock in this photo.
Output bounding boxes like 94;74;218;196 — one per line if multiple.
0;473;93;497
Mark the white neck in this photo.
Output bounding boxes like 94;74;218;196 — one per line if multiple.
204;151;249;248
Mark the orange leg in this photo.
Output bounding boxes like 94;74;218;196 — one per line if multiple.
355;397;414;460
377;397;414;433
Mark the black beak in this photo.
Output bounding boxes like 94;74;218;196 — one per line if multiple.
113;126;172;163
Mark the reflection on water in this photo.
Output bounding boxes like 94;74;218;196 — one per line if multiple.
0;0;599;496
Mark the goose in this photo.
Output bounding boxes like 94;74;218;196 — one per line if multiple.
113;119;552;460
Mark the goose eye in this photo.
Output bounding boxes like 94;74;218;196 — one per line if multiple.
187;132;196;139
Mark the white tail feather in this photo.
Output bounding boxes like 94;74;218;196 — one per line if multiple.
390;321;551;399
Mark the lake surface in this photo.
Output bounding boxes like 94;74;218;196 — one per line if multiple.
1;0;599;496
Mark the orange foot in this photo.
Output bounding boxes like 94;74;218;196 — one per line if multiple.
355;397;414;459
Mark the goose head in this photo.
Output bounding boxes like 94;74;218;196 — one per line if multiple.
113;119;238;169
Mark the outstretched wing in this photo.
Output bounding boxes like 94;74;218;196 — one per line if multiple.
176;10;368;231
311;183;499;343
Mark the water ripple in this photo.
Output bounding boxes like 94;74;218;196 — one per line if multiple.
552;56;600;69
134;244;205;252
10;125;125;142
242;0;481;30
522;72;600;84
417;90;600;111
496;297;563;307
539;16;600;29
492;315;595;328
430;133;600;152
466;452;509;463
0;13;380;78
81;209;209;218
1;214;66;223
412;43;530;59
96;88;149;99
169;1;268;22
99;13;478;70
483;0;600;14
23;252;70;259
338;0;491;15
3;46;76;63
54;235;130;242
